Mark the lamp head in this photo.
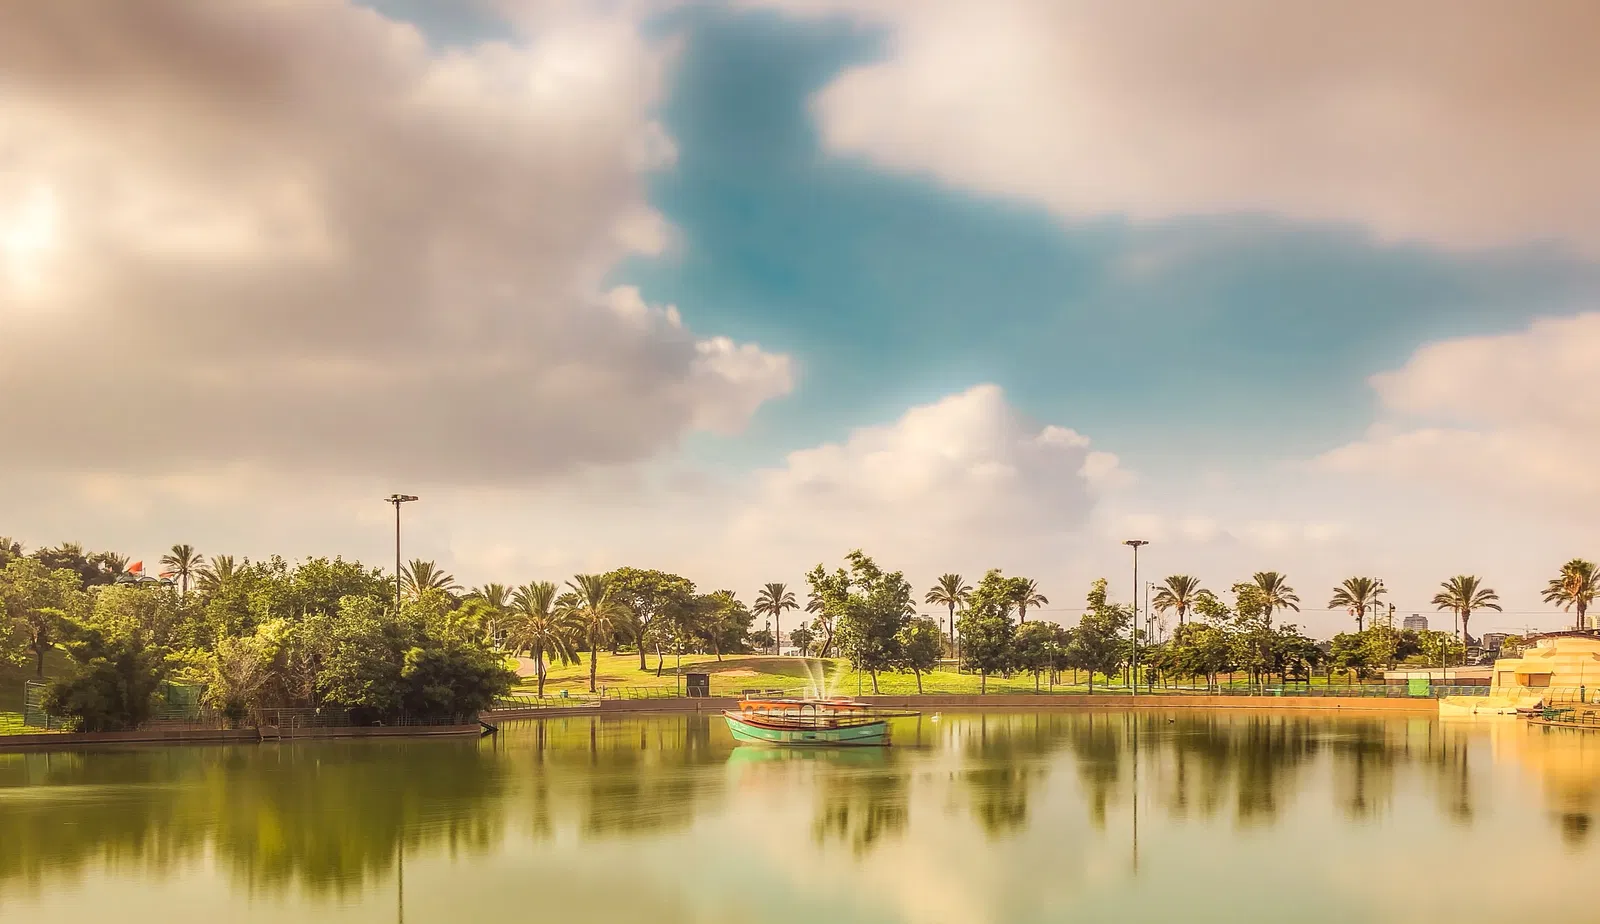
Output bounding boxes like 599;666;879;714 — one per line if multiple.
1123;539;1149;549
386;494;419;504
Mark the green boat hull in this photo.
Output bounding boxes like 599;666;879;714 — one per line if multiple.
724;714;890;747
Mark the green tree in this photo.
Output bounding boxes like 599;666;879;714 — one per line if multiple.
1012;620;1057;691
42;628;165;732
1153;575;1205;626
956;570;1016;693
1067;579;1131;692
1329;577;1385;632
1414;630;1466;668
1431;575;1500;645
924;573;972;650
160;544;203;595
195;554;244;596
311;595;410;717
86;583;195;651
402;560;461;599
0;536;23;569
895;616;943;693
468;583;512;647
602;567;695;671
1251;571;1300;627
507;581;580;696
399;642;515;717
696;590;754;660
1329;631;1369;682
808;551;913;693
789;622;817;655
1543;559;1598;631
752;582;799;656
0;558;85;676
32;542;109;587
561;573;629;693
1009;577;1048;624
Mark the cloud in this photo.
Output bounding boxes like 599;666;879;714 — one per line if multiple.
0;0;789;482
731;383;1123;566
750;0;1600;251
1316;313;1600;513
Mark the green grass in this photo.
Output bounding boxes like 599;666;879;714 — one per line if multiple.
513;651;1141;697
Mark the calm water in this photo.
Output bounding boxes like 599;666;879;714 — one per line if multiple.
2;710;1597;923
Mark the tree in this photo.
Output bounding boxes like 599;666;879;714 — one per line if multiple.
925;573;972;649
90;551;129;583
1543;559;1598;631
1067;579;1131;693
1153;575;1205;626
789;623;817;655
32;542;106;587
1415;630;1466;668
1329;632;1369;683
1252;571;1300;628
196;554;244;596
0;536;23;569
752;583;799;655
696;590;754;660
0;558;85;676
42;628;164;732
956;570;1016;693
1009;577;1048;624
561;573;629;693
1432;575;1501;645
895;617;943;693
399;642;515;717
468;583;512;647
1329;577;1385;632
507;581;581;696
161;544;204;595
605;568;696;670
805;588;837;658
808;551;913;693
402;560;461;598
1012;621;1057;691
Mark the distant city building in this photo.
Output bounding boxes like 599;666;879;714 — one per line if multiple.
1480;632;1509;653
1403;614;1429;632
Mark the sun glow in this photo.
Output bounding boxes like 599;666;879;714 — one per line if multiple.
1;183;60;295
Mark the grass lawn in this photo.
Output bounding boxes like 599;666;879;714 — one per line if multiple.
514;651;1141;698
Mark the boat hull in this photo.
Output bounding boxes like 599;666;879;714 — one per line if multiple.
724;714;889;747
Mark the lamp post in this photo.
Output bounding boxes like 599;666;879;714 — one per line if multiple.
386;494;418;613
1124;540;1148;693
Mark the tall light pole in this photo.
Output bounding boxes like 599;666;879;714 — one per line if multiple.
386;494;418;613
1124;540;1148;693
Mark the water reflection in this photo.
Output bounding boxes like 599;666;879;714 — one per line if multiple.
2;710;1599;917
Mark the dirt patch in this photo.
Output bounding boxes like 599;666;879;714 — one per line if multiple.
718;669;759;677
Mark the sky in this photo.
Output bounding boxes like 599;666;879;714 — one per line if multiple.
3;0;1599;637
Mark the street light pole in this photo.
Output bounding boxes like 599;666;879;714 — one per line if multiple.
1123;540;1148;694
386;494;418;613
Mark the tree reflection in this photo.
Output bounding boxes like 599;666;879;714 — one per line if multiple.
810;751;908;856
960;712;1073;836
0;739;504;900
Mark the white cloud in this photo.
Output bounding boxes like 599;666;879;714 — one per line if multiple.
0;0;788;482
750;0;1600;251
1317;313;1600;513
730;383;1121;567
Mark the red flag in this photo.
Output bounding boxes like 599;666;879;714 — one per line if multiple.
129;561;143;574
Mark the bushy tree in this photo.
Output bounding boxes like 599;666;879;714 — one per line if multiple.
605;567;695;670
43;627;165;732
399;643;515;717
956;569;1016;693
895;616;943;693
808;551;913;693
1;558;86;676
1067;579;1130;692
789;623;817;655
1012;621;1058;691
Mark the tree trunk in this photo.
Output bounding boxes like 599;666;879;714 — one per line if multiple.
915;669;923;694
638;628;649;671
870;670;880;694
775;615;782;656
655;641;664;677
589;638;599;693
536;654;547;697
980;671;988;694
1034;672;1040;692
1087;672;1094;693
35;644;45;678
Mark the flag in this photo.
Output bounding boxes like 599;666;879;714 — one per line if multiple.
129;561;143;574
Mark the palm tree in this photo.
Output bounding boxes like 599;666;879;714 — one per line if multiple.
1432;575;1501;646
1252;571;1301;628
1543;559;1599;631
1329;577;1385;632
91;551;130;582
925;573;972;649
160;544;203;595
1010;577;1049;624
196;555;243;595
561;573;630;693
752;583;798;655
402;559;461;598
508;581;581;696
1152;575;1205;625
470;582;512;648
806;589;838;658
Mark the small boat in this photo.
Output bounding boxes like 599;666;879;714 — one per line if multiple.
723;697;917;747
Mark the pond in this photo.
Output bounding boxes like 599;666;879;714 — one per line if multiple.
1;710;1596;923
